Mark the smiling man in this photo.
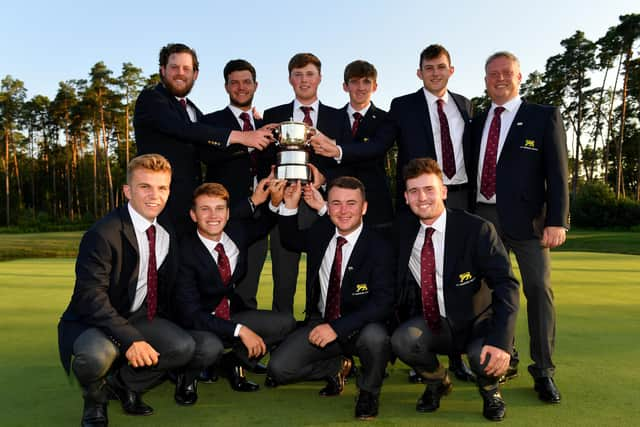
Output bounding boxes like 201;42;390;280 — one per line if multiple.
471;51;569;404
267;177;395;420
391;158;519;421
173;181;296;403
58;154;196;427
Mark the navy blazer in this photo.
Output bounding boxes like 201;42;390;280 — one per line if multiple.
263;101;345;178
279;215;395;340
174;209;276;339
393;209;519;352
334;102;393;227
201;107;269;204
470;100;569;239
134;84;231;232
340;89;473;209
58;204;178;372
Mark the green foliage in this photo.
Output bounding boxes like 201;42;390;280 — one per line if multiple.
571;181;640;228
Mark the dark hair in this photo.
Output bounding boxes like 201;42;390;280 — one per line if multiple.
126;154;172;183
288;53;321;74
223;59;256;84
192;183;229;207
419;44;451;68
327;176;366;200
343;60;377;84
403;158;443;182
159;43;199;72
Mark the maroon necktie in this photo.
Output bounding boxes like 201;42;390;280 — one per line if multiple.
145;225;158;321
325;236;348;322
239;112;258;178
480;106;506;199
420;227;440;332
436;99;456;179
300;106;313;126
214;243;232;320
179;98;187;109
351;112;363;137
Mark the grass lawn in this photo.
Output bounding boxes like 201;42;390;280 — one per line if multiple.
1;251;639;426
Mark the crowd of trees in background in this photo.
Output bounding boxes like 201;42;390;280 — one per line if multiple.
1;14;639;230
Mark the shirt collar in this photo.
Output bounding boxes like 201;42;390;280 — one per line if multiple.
491;95;522;114
333;222;364;247
228;104;252;120
420;208;447;234
197;230;231;253
293;98;320;112
127;203;157;234
347;103;371;117
423;88;449;106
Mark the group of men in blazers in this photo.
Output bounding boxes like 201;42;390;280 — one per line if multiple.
58;41;569;426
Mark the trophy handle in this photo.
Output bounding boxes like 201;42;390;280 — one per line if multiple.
304;126;317;147
272;126;281;146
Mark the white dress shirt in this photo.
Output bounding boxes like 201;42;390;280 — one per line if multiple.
196;230;243;336
476;96;523;204
317;223;363;317
346;103;371;128
293;99;320;125
128;204;169;313
423;89;468;185
408;210;447;318
176;96;197;123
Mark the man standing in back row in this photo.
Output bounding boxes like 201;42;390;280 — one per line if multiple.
471;51;569;404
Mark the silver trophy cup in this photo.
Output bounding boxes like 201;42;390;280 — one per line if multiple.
273;121;315;181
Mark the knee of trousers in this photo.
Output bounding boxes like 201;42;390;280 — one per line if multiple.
194;335;224;368
162;334;197;369
72;345;118;384
266;350;291;384
390;328;417;361
358;324;390;351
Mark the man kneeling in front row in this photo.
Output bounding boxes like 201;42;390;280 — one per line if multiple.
58;154;196;427
391;158;519;421
267;177;395;420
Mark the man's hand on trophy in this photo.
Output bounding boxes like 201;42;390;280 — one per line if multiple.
309;131;340;158
302;183;325;212
283;180;302;209
307;163;326;189
250;177;272;206
268;178;287;207
232;128;275;150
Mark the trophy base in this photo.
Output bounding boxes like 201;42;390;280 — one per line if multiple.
276;165;311;182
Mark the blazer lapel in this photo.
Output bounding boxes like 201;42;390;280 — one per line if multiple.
442;210;462;290
498;101;527;163
413;90;435;149
119;206;140;302
224;107;243;131
399;217;421;284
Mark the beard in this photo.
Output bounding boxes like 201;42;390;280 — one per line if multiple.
162;75;195;98
230;94;254;109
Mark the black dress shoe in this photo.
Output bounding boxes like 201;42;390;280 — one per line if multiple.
319;357;352;397
227;365;260;392
408;369;424;384
346;356;358;379
480;387;506;421
251;362;268;374
81;400;108;427
449;356;477;383
416;375;453;412
264;375;278;388
106;376;153;416
174;373;198;406
533;377;561;403
355;390;379;420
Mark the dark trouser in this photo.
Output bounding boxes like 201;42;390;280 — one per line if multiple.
186;309;296;382
475;203;555;378
235;236;269;309
269;224;300;314
268;320;390;395
71;311;195;399
391;316;498;388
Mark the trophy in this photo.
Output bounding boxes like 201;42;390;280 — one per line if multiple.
272;121;315;181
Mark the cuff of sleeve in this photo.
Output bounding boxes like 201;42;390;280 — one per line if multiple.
335;145;343;163
317;204;327;216
280;205;298;216
234;324;243;337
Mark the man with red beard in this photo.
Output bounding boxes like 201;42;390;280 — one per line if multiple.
135;44;275;238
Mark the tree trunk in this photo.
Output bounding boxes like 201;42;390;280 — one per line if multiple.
615;48;631;198
604;54;623;184
100;107;114;211
4;128;10;226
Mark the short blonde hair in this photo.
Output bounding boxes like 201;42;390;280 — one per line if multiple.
126;154;172;183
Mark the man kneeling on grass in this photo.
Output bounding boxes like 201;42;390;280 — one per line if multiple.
58;154;196;427
266;177;395;420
